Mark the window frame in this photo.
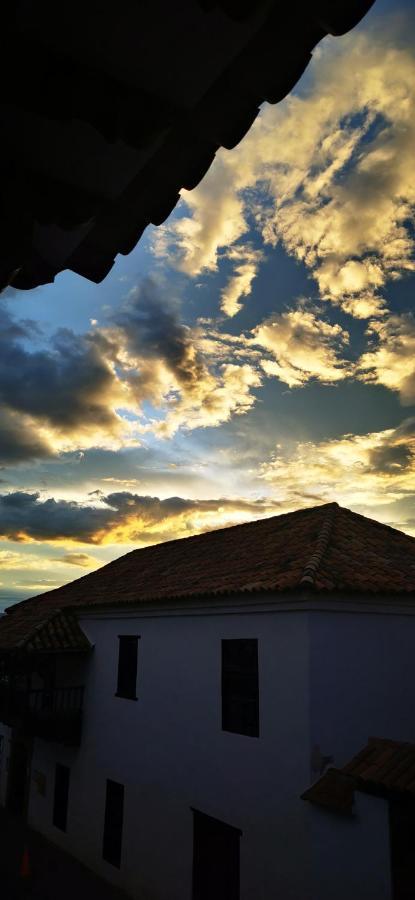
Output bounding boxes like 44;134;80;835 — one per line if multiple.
115;634;140;701
221;638;259;738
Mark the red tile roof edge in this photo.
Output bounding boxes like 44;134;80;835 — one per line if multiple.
3;501;415;654
302;737;415;813
301;768;357;816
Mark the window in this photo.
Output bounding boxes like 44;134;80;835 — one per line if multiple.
192;809;241;900
103;779;124;868
116;635;139;700
221;639;259;737
53;763;70;832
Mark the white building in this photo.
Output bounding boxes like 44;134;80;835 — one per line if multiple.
1;501;415;899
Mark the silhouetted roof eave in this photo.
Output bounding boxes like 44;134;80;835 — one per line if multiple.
1;0;374;292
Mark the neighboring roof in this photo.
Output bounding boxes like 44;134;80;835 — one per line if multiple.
0;607;92;655
302;738;415;814
1;501;415;652
301;768;356;815
1;0;374;291
342;737;415;794
22;610;92;654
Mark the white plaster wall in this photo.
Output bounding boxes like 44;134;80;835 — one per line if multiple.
309;610;415;767
26;602;415;900
308;792;392;900
28;605;312;900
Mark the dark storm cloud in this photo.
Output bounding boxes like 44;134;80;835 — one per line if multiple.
0;491;112;541
367;419;415;474
0;278;261;466
0;490;277;543
113;278;206;387
368;442;414;474
0;281;212;466
0;307;118;431
0;408;53;464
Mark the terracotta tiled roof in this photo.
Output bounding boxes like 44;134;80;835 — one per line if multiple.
1;1;374;291
0;607;92;655
301;768;356;814
302;738;415;814
1;501;415;652
342;738;415;793
22;610;92;653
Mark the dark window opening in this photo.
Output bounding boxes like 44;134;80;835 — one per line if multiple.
103;779;124;868
7;740;29;817
222;639;259;737
116;635;139;700
53;763;70;832
192;808;241;900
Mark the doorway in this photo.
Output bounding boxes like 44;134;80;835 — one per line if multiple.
192;809;241;900
390;795;415;899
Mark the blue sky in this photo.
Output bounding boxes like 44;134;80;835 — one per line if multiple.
1;0;415;608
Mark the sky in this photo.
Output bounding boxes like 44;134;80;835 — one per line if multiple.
1;0;415;609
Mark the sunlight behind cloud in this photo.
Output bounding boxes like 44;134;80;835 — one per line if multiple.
260;418;415;531
0;491;282;547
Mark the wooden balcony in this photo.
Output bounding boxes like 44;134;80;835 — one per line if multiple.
0;683;84;746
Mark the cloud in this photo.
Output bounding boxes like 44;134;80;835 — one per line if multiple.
113;280;208;394
220;245;263;317
0;281;264;464
13;578;61;590
0;489;281;546
153;362;261;438
0;549;65;573
358;314;415;404
152;155;247;276
54;553;98;568
0;304;131;461
252;305;350;387
259;418;415;522
0;407;53;464
154;21;415;319
112;281;262;436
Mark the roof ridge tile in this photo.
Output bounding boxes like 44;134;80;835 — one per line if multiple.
299;503;338;588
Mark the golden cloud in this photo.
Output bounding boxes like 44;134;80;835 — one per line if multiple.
358;314;415;404
253;305;350;387
153;362;262;437
54;553;99;568
154;21;415;319
220;245;264;318
0;490;282;547
259;418;415;528
0;282;266;464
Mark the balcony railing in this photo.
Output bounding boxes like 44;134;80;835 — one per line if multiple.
0;683;84;745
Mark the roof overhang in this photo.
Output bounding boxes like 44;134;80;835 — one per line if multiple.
1;0;374;291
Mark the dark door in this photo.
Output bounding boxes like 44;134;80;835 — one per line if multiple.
53;763;70;831
103;779;124;868
192;810;241;900
390;796;415;899
6;739;29;815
